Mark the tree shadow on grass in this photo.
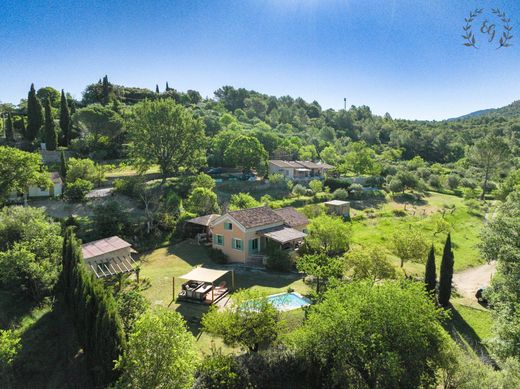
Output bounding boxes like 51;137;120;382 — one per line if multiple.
0;290;38;329
392;193;428;206
174;302;211;337
13;303;94;389
444;305;496;367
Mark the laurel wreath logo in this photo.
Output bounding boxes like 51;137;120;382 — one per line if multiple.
491;8;513;49
462;8;484;48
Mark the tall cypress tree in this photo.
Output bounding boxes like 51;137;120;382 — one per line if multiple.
27;83;44;141
424;245;436;295
102;75;110;105
438;233;454;307
59;89;70;146
155;84;160;93
60;150;68;179
44;99;57;150
165;81;170;91
5;112;14;141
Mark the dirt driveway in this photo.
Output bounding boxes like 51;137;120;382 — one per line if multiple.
453;261;497;299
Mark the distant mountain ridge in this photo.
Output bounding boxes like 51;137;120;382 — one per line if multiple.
449;100;520;121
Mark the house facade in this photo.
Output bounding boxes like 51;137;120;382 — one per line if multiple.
9;171;63;201
268;160;333;180
210;206;308;263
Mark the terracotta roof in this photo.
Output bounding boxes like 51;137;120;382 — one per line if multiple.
81;236;134;259
269;160;303;169
273;207;308;228
296;161;334;170
269;160;334;170
188;214;221;227
227;206;283;229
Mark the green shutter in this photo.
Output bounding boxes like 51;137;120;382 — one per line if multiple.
248;239;253;252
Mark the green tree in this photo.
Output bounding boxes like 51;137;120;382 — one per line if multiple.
0;146;49;202
480;192;520;360
469;135;510;200
319;145;340;165
65;179;93;202
344;246;396;282
186;187;220;215
43;98;57;150
308;179;323;194
129;99;206;181
202;289;280;352
292;281;449;388
26;83;43;141
229;193;260;210
191;172;216;191
92;200;129;238
497;169;520;200
297;253;344;294
116;308;198;389
224;135;268;175
438;233;454;307
36;86;60;108
0;206;62;301
340;141;381;175
72;104;124;147
0;329;21;385
391;226;429;268
4;112;14;141
116;290;150;335
66;157;97;183
424;245;437;296
60;150;68;179
298;144;318;160
305;215;351;255
59;89;71;146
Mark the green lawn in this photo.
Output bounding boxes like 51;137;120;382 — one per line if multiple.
138;240;310;353
349;192;484;275
445;298;494;360
0;291;93;388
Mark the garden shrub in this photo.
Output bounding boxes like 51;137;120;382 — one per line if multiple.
265;243;292;272
114;176;145;198
324;177;351;191
65;178;93;202
292;184;307;196
333;188;349;200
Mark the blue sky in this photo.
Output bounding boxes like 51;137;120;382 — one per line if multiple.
1;0;519;120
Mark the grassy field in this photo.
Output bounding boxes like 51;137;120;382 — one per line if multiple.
349;192;485;275
138;240;310;353
0;291;93;388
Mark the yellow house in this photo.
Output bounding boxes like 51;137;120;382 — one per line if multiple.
210;206;308;264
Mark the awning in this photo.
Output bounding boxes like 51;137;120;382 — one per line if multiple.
295;168;311;172
179;268;230;283
262;227;306;244
88;254;137;278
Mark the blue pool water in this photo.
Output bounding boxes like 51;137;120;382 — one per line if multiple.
267;292;311;311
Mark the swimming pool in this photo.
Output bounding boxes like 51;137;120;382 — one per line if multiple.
267;292;312;312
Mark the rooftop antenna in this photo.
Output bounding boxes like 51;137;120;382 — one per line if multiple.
343;98;347;110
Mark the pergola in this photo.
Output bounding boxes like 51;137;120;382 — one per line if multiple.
175;267;235;304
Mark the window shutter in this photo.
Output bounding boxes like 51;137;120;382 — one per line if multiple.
248;239;253;252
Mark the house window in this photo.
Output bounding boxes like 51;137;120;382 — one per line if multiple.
224;222;233;230
249;238;259;252
215;235;224;246
232;238;243;250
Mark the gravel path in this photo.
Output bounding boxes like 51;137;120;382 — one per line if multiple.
453;261;496;299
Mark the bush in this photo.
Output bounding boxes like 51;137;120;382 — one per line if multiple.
268;173;287;187
209;248;228;264
114;176;144;198
324;177;351;191
460;178;477;189
301;204;326;219
265;243;292;272
308;179;323;194
333;188;349;200
446;174;460;190
292;184;307;196
428;174;442;188
65;178;93;202
195;348;250;389
92;200;129;239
